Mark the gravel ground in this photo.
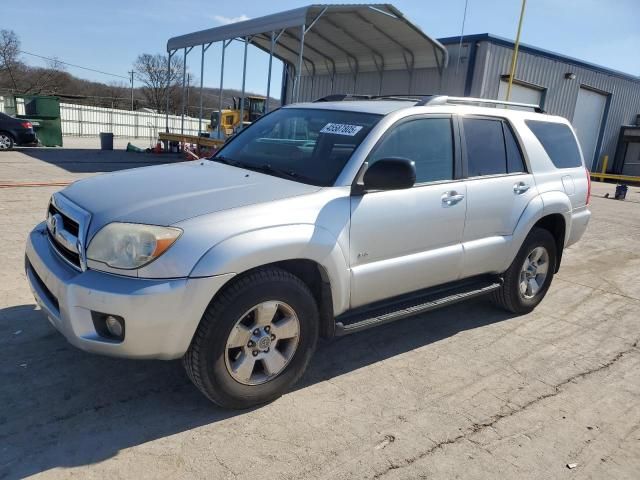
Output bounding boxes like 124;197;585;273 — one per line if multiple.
1;143;639;479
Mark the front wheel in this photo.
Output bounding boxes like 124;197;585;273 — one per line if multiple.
493;227;557;314
183;268;319;409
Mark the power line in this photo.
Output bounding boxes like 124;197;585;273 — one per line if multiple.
19;50;129;80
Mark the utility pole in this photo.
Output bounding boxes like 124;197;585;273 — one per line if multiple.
128;70;135;111
506;0;527;101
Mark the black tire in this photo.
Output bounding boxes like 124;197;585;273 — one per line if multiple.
493;227;557;314
183;267;319;409
0;132;14;151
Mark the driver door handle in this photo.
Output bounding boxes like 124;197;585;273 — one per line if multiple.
513;182;530;194
441;191;465;207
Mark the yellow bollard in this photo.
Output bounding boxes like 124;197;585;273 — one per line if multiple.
601;155;609;175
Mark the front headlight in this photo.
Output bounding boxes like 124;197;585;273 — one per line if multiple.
87;223;182;270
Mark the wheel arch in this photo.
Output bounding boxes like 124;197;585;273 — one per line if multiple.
532;213;566;272
190;224;349;337
505;192;571;272
214;259;336;339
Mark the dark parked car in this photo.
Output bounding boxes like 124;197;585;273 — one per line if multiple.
0;112;37;150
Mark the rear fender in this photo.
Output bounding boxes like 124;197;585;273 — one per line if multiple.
501;192;571;272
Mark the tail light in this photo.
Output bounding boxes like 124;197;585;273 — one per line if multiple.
585;167;591;205
21;121;33;129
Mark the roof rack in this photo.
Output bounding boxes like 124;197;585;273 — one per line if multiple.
312;93;544;113
313;94;432;103
416;95;545;113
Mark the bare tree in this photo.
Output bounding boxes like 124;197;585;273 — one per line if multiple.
133;53;183;113
0;29;21;91
20;58;68;95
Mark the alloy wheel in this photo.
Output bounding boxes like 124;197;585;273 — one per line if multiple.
224;301;300;386
519;246;550;299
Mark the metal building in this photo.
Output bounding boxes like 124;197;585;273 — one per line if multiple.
290;32;640;172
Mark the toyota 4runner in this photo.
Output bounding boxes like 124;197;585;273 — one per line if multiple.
25;95;591;408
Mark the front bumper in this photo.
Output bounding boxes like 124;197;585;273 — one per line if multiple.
25;222;234;359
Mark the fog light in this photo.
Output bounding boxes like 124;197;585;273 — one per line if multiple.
105;315;124;337
92;311;125;341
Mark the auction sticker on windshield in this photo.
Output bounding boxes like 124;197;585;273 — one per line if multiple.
320;123;363;136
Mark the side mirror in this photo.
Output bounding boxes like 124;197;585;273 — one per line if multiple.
362;157;416;191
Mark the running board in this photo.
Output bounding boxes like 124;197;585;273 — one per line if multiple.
335;279;502;336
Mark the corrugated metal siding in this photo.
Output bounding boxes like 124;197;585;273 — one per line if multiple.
286;37;640;171
285;42;470;102
470;41;640;169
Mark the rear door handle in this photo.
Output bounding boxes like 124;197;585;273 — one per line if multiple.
513;182;530;194
441;191;465;206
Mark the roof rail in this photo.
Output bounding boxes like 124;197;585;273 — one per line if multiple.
417;95;545;113
312;93;545;113
313;94;374;102
313;93;434;103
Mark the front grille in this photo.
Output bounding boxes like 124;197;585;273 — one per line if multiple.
48;203;79;236
47;229;81;268
26;258;60;312
46;193;89;271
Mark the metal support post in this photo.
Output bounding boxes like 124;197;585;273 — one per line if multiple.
217;40;230;137
239;37;248;131
180;47;193;135
198;43;212;134
294;24;305;102
165;50;173;132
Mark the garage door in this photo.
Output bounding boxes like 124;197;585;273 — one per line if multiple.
498;81;543;110
572;87;608;170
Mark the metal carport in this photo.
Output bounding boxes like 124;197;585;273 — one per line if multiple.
166;3;448;134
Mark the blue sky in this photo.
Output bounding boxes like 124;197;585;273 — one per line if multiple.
5;0;640;97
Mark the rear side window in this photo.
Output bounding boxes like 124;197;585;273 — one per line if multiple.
525;120;582;168
463;118;507;176
369;117;453;184
503;123;526;173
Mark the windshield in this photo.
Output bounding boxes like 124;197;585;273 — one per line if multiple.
211;108;381;186
250;99;265;113
210;111;220;129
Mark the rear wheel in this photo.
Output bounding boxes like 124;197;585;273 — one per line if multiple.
0;132;14;151
493;227;557;314
183;267;319;409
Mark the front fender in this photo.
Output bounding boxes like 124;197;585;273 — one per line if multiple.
501;192;572;271
189;224;350;315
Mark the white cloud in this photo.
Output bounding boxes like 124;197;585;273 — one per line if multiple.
212;14;250;25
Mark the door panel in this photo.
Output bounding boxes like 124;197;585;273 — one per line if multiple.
350;183;467;308
461;174;537;277
459;116;536;278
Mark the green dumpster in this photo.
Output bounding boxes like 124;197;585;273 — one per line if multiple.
17;95;63;147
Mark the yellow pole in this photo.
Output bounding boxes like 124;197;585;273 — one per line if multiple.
601;155;609;174
506;0;527;101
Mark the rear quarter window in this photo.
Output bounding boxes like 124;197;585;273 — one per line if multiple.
525;120;583;168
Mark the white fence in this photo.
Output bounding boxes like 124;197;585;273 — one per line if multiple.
60;103;205;138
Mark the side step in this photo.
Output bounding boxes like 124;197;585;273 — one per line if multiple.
334;279;502;336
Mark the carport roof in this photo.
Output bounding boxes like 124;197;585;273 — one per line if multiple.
166;4;448;76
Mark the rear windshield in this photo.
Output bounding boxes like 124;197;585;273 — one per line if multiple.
525;120;583;168
211;108;381;186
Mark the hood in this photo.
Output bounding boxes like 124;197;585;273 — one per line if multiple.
62;160;320;239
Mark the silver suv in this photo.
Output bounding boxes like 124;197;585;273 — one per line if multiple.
25;95;591;408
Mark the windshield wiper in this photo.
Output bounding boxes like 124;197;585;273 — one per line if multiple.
212;158;316;184
211;155;240;167
245;164;307;182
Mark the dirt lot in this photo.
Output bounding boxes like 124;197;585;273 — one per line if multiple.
1;143;639;479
